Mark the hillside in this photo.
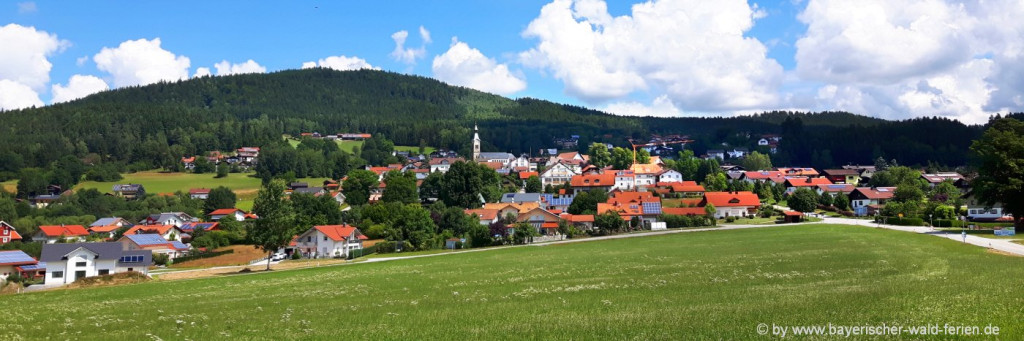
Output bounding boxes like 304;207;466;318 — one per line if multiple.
0;69;991;172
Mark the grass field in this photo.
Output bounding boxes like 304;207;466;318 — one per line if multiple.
285;136;435;155
4;224;1023;339
1;179;15;193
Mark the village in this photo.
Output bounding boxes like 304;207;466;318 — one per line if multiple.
1;125;1011;290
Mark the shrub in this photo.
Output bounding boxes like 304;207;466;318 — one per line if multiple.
878;216;925;226
291;252;301;260
725;216;737;223
932;219;965;228
152;253;170;266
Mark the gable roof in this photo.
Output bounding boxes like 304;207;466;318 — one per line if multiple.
90;217;126;227
311;225;364;241
629;163;663;175
702;191;760;207
850;187;897;200
123;234;189;250
501;193;542;204
743;171;783;180
209;208;244;216
816;184;855;193
465;208;499;221
821;169;860;176
178;222;219;232
125;224;176;236
518;171;539;180
38;225;89;237
40;242;150;263
784;177;833;187
570;173;616;187
657;181;705;193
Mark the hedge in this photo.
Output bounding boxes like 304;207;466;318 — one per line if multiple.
932;219;966;228
877;216;925;226
660;214;714;228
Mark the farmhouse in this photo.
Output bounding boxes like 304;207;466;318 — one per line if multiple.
464;208;499;225
540;161;580;188
112;184;146;199
570;173;616;194
700;191;760;219
34;225;89;244
429;157;463;173
189;188;211;200
40;242;151;285
294;225;367;259
0;221;22;244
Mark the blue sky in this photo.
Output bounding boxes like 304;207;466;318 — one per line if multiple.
2;0;1022;124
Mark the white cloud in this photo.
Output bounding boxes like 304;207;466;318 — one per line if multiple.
301;55;378;71
213;59;266;76
51;74;109;103
193;67;212;78
17;2;36;14
390;26;432;65
0;23;68;90
603;95;683;117
0;79;43;110
793;0;1024;123
520;0;782;111
93;38;190;87
432;37;527;95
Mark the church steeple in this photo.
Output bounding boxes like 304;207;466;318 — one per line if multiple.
472;123;481;161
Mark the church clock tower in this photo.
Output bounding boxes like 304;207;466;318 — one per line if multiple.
472;124;481;161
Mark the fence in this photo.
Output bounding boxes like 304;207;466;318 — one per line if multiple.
172;249;235;264
347;244;378;260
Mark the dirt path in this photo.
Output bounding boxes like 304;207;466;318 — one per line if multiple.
156;259;348;281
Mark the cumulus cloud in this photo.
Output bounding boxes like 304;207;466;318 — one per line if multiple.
193;67;212;78
301;55;377;71
93;38;190;87
51;74;109;103
603;95;683;117
0;79;43;110
432;37;527;95
0;23;68;90
213;59;266;75
390;26;431;65
794;0;1024;123
520;0;782;111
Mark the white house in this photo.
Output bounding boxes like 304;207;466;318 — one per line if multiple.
209;208;247;222
706;150;725;160
119;234;190;258
188;188;211;200
294;225;367;259
40;243;151;285
727;147;749;159
614;170;636;191
701;191;761;219
540;162;580;188
34;225;89;244
429;158;463;173
142;212;195;227
656;169;683;183
965;194;1013;222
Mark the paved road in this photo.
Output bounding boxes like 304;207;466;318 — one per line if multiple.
823;216;1024;256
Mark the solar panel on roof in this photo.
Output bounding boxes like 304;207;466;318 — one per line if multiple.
19;262;45;270
642;202;662;215
0;250;36;264
128;234;168;246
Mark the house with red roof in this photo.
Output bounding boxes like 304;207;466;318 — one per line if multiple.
699;191;761;219
34;225;89;244
597;191;664;225
560;213;595;230
777;167;820;177
849;187;897;216
1;221;22;244
0;250;43;281
294;225;367;258
658;181;706;197
515;207;562;236
209;208;247;221
741;171;786;184
784;177;833;193
570;173;617;194
189;188;211;200
123;224;181;241
89;217;132;239
464;208;500;225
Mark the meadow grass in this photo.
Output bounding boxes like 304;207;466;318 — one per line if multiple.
74;171;264;195
3;224;1023;340
285;136;434;155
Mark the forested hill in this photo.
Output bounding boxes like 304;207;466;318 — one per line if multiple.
0;68;994;172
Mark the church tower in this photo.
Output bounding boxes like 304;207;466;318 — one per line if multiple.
472;124;481;161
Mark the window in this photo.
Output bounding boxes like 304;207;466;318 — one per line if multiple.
98;269;110;275
53;271;63;278
75;262;86;267
323;235;328;241
127;268;133;272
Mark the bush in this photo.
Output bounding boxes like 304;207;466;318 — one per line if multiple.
152;253;170;266
725;216;737;223
660;214;713;228
374;240;413;254
878;216;925;226
291;252;301;260
840;210;854;217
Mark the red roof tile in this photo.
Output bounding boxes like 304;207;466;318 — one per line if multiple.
701;191;760;207
312;225;362;242
38;225;89;237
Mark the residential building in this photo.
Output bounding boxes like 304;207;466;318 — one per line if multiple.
614;170;636;191
88;217;132;239
727;147;749;159
815;184;855;197
820;169;861;185
0;221;22;244
700;191;761;219
236;147;260;164
142;212;195;227
209;208;247;221
429;157;464;173
465;208;500;225
629;163;663;187
501;193;543;204
658;181;705;197
123;224;181;241
706;150;725;160
964;193;1013;222
741;171;785;184
294;225;367;258
516;207;562;235
189;188;211;200
778;167;820;177
921;173;967;188
849;187;896;216
41;242;151;285
0;250;42;282
112;184;146;199
784;177;833;193
656;169;683;183
570;173;616;194
540;161;580;188
597;191;663;225
34;225;89;244
119;234;189;258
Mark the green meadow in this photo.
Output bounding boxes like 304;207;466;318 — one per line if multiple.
286;137;435;155
4;224;1022;340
